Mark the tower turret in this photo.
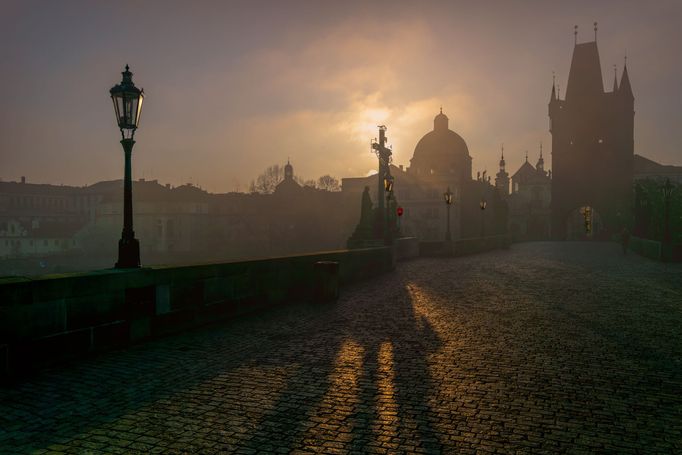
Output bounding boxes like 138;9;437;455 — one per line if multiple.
434;107;448;131
284;158;294;181
495;144;510;196
619;58;634;101
536;143;545;174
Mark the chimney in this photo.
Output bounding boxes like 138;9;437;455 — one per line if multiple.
20;176;26;184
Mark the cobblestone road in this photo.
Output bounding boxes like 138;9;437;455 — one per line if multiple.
1;242;681;454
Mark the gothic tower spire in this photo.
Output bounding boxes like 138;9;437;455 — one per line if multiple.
550;72;556;101
495;143;510;196
620;56;634;100
499;144;506;171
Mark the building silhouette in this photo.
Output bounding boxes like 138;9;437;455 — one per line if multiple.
501;148;552;241
549;37;634;239
343;110;506;242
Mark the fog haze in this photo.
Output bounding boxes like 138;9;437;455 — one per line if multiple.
1;0;681;191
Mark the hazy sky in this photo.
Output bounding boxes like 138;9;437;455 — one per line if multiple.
1;0;681;192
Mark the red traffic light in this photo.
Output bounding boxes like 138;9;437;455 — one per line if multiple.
397;207;404;217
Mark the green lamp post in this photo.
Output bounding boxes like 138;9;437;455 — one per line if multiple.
110;65;144;268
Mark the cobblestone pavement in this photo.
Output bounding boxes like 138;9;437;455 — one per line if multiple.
1;242;681;454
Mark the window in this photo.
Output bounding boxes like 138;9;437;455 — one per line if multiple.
598;138;603;144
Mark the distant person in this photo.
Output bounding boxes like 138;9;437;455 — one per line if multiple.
621;227;630;254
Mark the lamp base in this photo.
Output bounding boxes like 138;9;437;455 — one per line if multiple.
115;237;140;268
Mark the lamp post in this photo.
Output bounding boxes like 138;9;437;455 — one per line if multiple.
110;65;144;268
662;179;674;244
384;174;394;245
443;187;453;242
479;199;487;238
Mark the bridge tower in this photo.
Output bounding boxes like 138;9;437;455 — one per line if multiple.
549;25;634;239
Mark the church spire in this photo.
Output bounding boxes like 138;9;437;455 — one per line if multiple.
537;142;545;173
612;64;619;92
284;158;294;181
550;72;556;102
495;143;510;196
499;144;506;170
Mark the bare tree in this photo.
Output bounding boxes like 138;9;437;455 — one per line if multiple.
294;176;317;188
250;164;340;193
317;174;341;192
249;164;285;194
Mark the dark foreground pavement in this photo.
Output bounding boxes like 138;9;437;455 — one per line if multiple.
1;242;681;454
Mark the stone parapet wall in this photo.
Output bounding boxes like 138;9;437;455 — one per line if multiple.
394;237;420;261
0;247;394;379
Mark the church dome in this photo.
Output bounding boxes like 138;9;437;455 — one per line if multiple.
410;110;472;180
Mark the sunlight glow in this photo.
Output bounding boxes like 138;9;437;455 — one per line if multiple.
373;341;400;439
298;339;363;447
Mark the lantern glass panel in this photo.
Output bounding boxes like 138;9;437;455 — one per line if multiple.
136;94;144;127
127;94;139;127
123;93;135;127
111;97;118;123
112;95;123;127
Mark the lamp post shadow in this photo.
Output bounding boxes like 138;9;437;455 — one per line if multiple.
243;277;444;452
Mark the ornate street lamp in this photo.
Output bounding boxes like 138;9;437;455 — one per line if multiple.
384;174;395;245
110;65;144;268
444;187;454;242
662;179;674;244
383;174;394;193
480;198;487;238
